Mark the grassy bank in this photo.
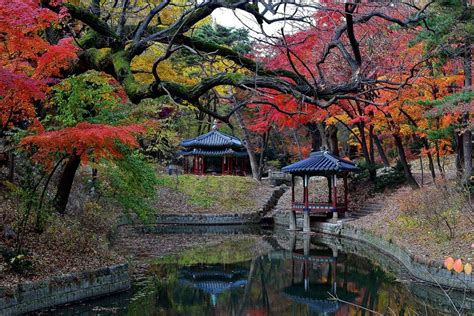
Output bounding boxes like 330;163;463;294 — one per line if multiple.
154;175;274;214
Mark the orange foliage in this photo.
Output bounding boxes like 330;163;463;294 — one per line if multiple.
20;122;145;169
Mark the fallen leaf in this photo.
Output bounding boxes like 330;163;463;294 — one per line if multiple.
464;263;472;275
444;257;454;271
453;259;463;273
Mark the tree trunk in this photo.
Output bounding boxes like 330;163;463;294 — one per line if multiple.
463;126;472;184
369;125;375;163
7;151;14;182
234;108;260;180
258;132;269;178
317;122;329;150
306;123;322;152
357;123;376;180
393;134;419;188
435;141;445;178
421;137;436;180
326;124;339;155
372;134;390;167
292;129;303;159
462;38;472;183
456;133;464;177
53;155;81;214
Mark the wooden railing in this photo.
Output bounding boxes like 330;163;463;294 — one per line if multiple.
291;202;347;213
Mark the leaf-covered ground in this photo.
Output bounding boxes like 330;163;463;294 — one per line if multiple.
350;183;474;265
153;175;276;214
0;186;123;289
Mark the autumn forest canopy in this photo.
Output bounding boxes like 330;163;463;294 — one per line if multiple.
0;0;473;218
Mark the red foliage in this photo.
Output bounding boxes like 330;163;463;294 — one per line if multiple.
0;69;44;129
247;3;420;137
20;122;145;168
0;0;77;130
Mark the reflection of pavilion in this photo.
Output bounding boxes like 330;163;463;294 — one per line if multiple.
178;265;248;306
282;235;356;313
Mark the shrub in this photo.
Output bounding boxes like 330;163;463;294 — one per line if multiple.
398;181;467;240
1;248;32;274
374;160;406;192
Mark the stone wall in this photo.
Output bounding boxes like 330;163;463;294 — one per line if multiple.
155;213;261;225
0;263;130;315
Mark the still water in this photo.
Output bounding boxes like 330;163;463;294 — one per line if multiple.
39;229;473;315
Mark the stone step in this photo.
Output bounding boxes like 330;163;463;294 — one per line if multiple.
357;208;380;212
359;206;381;211
355;211;378;215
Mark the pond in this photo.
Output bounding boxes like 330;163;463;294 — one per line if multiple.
38;228;473;315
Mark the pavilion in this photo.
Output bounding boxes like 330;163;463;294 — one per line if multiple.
283;236;356;313
179;265;248;307
178;127;249;176
282;151;359;232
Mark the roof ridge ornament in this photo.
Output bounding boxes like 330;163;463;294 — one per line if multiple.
211;119;217;131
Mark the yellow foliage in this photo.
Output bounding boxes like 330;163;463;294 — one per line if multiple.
465;263;472;275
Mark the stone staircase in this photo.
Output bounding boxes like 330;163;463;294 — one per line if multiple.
347;200;385;220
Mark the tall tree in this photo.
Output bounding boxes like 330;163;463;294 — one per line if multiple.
418;0;473;182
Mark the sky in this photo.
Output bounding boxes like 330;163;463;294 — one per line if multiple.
211;5;312;38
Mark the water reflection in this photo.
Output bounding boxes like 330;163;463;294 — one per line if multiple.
40;231;474;315
178;265;248;307
282;236;354;314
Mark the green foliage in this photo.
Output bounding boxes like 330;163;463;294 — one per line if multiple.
97;149;159;221
353;161;382;182
416;0;474;65
156;175;258;210
421;91;474;113
132;98;181;159
374;160;406;193
1;249;32;274
354;160;406;192
47;70;128;127
192;24;251;54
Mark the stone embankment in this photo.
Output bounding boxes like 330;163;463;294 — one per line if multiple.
0;264;130;315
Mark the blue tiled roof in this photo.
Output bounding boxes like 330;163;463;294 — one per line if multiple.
282;151;359;175
178;279;247;295
177;148;248;158
181;130;243;148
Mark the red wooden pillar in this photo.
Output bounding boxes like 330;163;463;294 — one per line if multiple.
343;173;348;211
192;156;197;174
221;157;225;175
